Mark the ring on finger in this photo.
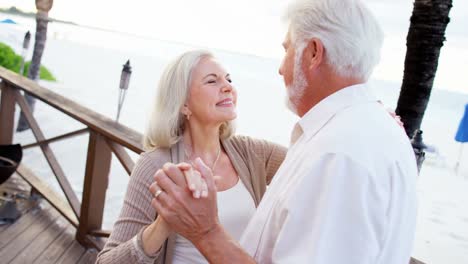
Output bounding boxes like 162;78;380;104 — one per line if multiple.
154;189;163;198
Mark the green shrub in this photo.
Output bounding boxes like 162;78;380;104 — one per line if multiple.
0;42;56;81
0;42;22;72
23;61;56;81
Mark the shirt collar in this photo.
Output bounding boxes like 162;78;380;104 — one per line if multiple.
296;83;377;140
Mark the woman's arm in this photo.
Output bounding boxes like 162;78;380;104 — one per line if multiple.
263;141;287;184
141;216;171;255
96;151;170;264
232;136;287;185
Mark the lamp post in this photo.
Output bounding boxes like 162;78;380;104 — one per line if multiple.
116;60;132;122
19;31;31;76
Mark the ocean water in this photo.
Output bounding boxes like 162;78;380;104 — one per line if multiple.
1;4;468;262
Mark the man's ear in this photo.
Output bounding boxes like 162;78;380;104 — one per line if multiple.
303;38;324;72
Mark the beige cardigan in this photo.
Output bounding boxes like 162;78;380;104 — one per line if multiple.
96;135;287;264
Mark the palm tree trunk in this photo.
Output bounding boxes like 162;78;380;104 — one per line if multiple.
396;0;453;138
16;11;49;132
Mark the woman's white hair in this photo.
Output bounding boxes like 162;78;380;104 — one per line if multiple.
284;0;384;80
143;50;235;150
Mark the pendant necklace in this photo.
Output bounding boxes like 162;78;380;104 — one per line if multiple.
184;144;221;172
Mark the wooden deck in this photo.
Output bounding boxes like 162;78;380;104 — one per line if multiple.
0;175;98;264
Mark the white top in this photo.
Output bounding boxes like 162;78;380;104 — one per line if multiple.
240;83;418;264
172;178;256;264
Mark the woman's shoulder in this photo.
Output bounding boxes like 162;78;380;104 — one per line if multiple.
228;135;284;151
227;135;286;158
134;147;172;172
228;134;262;146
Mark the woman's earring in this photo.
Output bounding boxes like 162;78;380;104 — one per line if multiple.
183;105;192;121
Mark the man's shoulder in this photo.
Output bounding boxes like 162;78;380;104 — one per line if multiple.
311;103;416;170
322;103;409;147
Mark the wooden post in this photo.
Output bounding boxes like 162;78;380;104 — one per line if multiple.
14;89;82;216
77;131;112;246
0;82;16;144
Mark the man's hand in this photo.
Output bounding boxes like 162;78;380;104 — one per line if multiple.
149;158;220;245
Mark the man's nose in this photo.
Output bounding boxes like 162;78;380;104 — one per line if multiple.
279;59;285;76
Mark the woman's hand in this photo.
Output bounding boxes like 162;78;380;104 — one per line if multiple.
149;163;208;202
142;162;208;256
179;163;209;198
378;101;404;129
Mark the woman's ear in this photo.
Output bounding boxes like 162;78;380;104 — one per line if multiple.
181;104;192;119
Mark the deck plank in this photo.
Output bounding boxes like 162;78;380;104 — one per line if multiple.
0;205;59;263
76;248;98;264
0;205;48;250
54;239;86;264
9;216;66;264
0;173;38;235
0;198;39;234
33;226;75;264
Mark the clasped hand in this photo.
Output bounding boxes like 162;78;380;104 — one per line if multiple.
148;158;220;244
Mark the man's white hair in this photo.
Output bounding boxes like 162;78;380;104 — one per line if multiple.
143;50;235;150
284;0;384;80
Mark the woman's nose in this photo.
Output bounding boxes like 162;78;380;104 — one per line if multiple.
221;80;233;92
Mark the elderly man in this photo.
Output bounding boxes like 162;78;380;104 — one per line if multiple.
151;0;418;263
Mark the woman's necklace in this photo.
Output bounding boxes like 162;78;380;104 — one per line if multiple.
184;145;222;172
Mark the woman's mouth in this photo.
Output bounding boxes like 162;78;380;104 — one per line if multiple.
216;98;234;107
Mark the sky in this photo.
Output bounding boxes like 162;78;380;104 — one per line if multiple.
2;1;467;44
2;0;467;54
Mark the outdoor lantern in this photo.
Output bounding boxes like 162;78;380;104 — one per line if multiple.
19;31;31;75
120;60;132;90
116;60;132;122
23;31;31;50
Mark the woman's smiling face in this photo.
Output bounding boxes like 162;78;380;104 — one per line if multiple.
185;57;237;125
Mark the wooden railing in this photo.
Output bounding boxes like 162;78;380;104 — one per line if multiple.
0;67;143;249
0;67;426;263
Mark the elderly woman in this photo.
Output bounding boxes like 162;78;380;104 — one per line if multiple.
96;50;287;264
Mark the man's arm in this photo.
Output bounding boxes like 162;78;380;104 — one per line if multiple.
194;223;256;263
151;159;256;264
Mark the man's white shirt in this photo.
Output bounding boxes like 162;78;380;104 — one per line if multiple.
240;83;418;263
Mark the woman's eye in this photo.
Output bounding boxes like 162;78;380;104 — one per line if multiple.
207;80;216;84
227;79;232;83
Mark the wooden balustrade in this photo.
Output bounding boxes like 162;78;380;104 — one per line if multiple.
0;67;143;249
0;81;16;145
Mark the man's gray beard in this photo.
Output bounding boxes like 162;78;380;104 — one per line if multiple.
285;43;307;115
